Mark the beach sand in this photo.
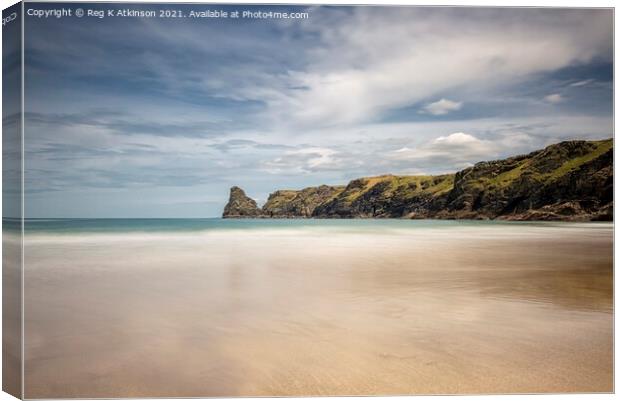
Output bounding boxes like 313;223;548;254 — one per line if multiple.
3;232;22;398
22;223;613;397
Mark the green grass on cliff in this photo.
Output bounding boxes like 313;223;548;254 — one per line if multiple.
480;139;612;189
342;174;455;203
263;186;346;211
490;162;528;187
542;139;612;181
263;190;298;209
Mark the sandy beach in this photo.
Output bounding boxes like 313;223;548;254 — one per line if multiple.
22;221;613;397
3;230;22;397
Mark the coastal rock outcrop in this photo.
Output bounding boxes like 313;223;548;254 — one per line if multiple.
222;139;613;221
312;174;454;218
442;139;613;220
262;185;345;217
222;186;261;218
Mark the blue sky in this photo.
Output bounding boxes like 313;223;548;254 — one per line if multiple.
23;4;613;217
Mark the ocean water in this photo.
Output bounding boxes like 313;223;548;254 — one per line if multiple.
22;216;612;234
13;219;614;397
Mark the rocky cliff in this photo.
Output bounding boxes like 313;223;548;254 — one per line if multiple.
262;185;346;217
311;174;455;218
222;139;613;221
439;139;613;220
222;186;262;217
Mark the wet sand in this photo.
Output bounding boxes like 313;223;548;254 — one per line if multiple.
23;223;613;397
3;232;22;398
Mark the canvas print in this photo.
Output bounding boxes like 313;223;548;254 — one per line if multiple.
2;2;614;399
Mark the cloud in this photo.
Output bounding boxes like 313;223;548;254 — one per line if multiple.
34;7;608;132
25;111;232;138
390;132;497;169
26;7;612;134
435;132;487;147
544;93;565;104
262;147;346;174
210;139;294;153
421;99;463;115
260;8;612;128
569;79;595;87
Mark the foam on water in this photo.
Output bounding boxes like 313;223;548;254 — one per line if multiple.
20;218;613;244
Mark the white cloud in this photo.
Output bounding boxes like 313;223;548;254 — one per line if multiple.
544;93;564;104
421;99;463;115
569;79;595;87
290;147;339;169
390;133;497;167
261;147;345;174
260;8;612;128
435;132;484;146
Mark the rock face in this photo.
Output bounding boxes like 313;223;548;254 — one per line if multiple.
312;174;454;218
442;139;613;221
222;139;613;221
222;186;261;218
262;185;346;217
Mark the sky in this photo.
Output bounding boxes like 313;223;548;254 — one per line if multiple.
23;4;613;217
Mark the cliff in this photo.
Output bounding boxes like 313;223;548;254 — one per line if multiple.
262;185;346;217
311;174;455;218
440;138;613;220
222;139;613;221
222;186;262;217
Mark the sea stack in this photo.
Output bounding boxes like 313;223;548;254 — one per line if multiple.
222;186;261;218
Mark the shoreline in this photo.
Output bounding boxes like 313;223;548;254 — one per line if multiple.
222;214;613;221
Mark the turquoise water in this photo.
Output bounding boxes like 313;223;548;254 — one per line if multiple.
14;217;610;235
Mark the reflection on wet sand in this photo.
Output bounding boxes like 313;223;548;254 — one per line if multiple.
24;223;612;397
3;232;22;398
